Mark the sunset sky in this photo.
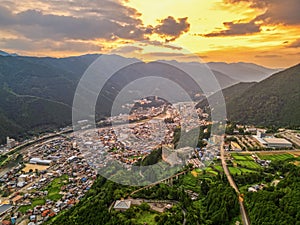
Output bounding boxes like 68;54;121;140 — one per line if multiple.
0;0;299;68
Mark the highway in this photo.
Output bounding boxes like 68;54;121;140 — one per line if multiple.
220;139;251;225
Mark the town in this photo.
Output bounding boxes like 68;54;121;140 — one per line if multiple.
0;99;299;225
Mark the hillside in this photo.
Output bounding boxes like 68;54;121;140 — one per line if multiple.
0;54;238;143
0;55;96;142
208;62;280;82
226;63;300;127
0;53;294;143
196;82;256;110
199;63;300;127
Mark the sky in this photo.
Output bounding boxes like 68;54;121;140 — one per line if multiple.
0;0;299;68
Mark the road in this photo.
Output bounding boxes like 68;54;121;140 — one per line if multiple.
220;139;251;225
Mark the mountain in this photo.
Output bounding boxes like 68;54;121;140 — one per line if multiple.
0;54;98;142
200;63;300;127
0;53;291;143
0;50;10;56
226;63;300;127
0;50;18;57
208;62;280;82
211;70;238;89
158;60;238;89
196;81;256;110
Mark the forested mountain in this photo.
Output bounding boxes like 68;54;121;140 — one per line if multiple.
49;172;239;225
199;63;300;128
0;54;242;143
226;63;300;127
0;54;99;142
0;52;296;143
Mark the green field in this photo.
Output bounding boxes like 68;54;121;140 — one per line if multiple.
18;205;32;213
181;173;200;192
194;168;202;173
213;165;223;172
228;167;242;175
135;211;158;225
236;160;261;169
205;167;219;175
239;168;258;173
44;174;69;201
231;153;261;170
228;166;257;175
257;153;295;161
231;153;253;161
18;198;46;213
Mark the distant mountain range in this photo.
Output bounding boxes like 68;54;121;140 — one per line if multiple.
0;51;293;143
199;63;300;128
208;62;280;82
0;50;18;57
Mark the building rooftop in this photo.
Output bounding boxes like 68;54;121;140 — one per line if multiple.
114;200;131;210
0;204;13;215
11;195;23;202
263;138;292;145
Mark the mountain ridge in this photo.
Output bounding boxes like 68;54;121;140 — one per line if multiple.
199;63;300;128
0;53;297;143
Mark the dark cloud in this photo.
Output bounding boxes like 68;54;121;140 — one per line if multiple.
202;0;300;38
288;39;300;48
154;16;190;42
145;52;187;57
255;54;282;58
203;20;261;37
0;1;190;53
112;46;143;54
0;38;102;52
223;0;268;8
0;6;147;41
42;0;144;27
224;0;300;25
145;40;183;50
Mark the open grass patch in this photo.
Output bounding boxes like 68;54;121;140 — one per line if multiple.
18;198;45;213
135;211;158;225
195;168;202;173
257;153;294;161
236;160;261;170
231;153;253;161
44;174;69;201
18;205;32;213
231;153;261;170
32;198;46;207
213;165;223;172
228;167;242;175
239;168;258;174
205;167;218;175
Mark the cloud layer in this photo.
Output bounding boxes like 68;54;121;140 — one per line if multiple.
203;0;300;37
0;0;190;53
203;21;261;37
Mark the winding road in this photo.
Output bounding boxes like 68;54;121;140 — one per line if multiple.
220;138;251;225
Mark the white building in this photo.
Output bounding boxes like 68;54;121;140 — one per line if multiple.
29;157;52;165
263;138;293;148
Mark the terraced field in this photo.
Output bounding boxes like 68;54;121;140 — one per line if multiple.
231;153;261;170
213;165;223;172
228;166;257;175
236;161;261;169
231;153;253;161
257;153;295;161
